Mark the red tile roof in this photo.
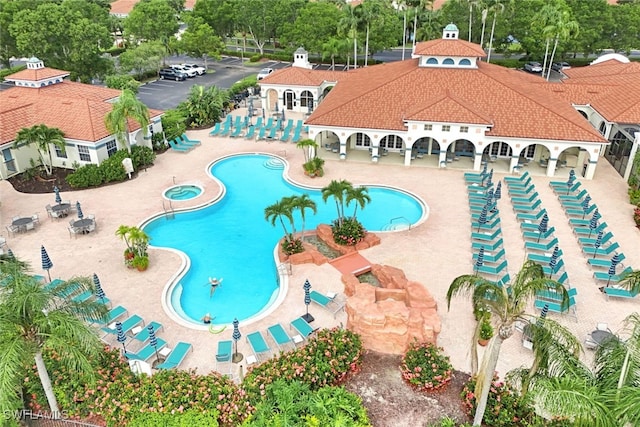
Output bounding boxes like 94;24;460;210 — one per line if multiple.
414;39;486;57
305;59;604;143
0;82;161;144
260;67;343;86
5;67;69;82
111;0;196;15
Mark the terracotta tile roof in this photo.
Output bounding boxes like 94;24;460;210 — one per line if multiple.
260;67;343;86
0;82;162;144
111;0;196;14
414;39;486;57
5;67;69;82
306;59;605;143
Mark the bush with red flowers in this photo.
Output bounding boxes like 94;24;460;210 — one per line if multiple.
400;340;453;392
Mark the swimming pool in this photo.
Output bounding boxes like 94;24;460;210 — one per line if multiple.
144;154;426;326
163;184;203;201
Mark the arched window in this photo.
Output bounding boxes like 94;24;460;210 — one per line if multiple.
443;58;454;65
459;59;471;66
578;111;588;120
598;121;606;136
300;91;313;108
426;58;438;65
380;135;404;149
355;133;371;147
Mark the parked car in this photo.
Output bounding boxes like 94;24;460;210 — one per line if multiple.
181;63;206;76
551;61;571;72
524;62;543;73
257;68;274;80
158;68;187;81
170;64;198;78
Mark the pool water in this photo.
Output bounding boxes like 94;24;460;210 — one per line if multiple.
164;185;202;200
144;154;424;325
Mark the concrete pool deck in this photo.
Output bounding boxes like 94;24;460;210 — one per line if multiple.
2;110;639;378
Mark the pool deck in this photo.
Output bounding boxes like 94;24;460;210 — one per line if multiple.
2;109;639;379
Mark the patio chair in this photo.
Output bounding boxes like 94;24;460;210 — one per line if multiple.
291;127;302;143
229;126;243;138
256;126;267;140
266;127;278;140
584;243;621;259
176;136;200;148
573;222;608;236
244;125;256;139
558;189;588;202
584;334;598;350
579;231;614;248
254;116;263;129
267;323;295;351
125;338;168;362
309;291;345;318
279;127;291;142
247;331;272;361
215;340;232;362
290;316;316;340
473;248;506;264
263;117;274;130
512;199;542;213
155;342;193;370
219;119;232;136
593;266;633;283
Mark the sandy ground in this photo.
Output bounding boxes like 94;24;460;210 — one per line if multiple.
2;109;639;380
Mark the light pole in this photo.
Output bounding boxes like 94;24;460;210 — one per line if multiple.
237;48;243;63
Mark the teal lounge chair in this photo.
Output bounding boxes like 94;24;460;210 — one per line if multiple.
233;115;242;130
264;117;274;129
594;266;633;283
525;237;559;253
504;171;530;183
101;314;143;337
512;199;542;213
573;222;608;236
216;340;232;362
126;338;167;362
156;342;193;370
90;305;127;324
247;331;271;361
209;122;221;136
244;125;256;139
132;321;163;342
168;139;191;152
290;316;315;339
291;127;302;143
476;260;508;276
508;184;535;196
472;238;503;252
180;134;201;145
582;242;620;258
588;253;625;269
254;117;263;128
229;126;242;138
471;228;501;242
176;136;200;147
279;127;291;142
604;287;639;300
579;231;614;248
309;290;344;318
267;323;295;351
256;127;267;140
219;119;232;136
266;127;278;140
472;248;506;264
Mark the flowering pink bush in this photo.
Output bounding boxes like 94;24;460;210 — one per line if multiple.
400;340;452;392
633;206;640;227
242;327;364;403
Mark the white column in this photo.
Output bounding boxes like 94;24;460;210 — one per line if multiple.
339;143;347;160
473;153;482;171
509;156;519;173
371;146;379;163
546;158;558;177
439;151;447;167
403;149;411;166
585;160;597;180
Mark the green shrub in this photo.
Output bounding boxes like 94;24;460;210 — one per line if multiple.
229;76;258;96
401;340;453;392
161;109;188;142
128;409;220;426
105;74;141;94
332;217;366;246
461;374;535;426
629;188;640;205
131;145;155;168
243;380;370;426
0;65;26;81
281;237;304;255
249;54;262;62
243;328;364;403
99;150;128;182
66;164;103;188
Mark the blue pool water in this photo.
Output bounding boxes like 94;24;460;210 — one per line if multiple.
164;185;202;200
143;154;424;324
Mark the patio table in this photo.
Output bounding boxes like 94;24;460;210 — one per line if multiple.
591;329;615;346
72;219;94;234
51;203;71;218
12;217;33;233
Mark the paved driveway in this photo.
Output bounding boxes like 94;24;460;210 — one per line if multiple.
137;58;285;111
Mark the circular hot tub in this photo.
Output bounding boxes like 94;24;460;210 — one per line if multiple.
163;184;203;201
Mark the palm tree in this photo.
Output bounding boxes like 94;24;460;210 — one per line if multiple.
617;269;640;294
13;124;66;176
104;88;150;152
526;313;640;425
486;0;510;63
533;4;561;78
339;3;359;69
446;260;570;426
357;0;381;67
0;257;108;416
265;198;295;240
346;185;371;218
545;11;579;81
289;194;317;242
321;179;353;226
296;138;318;163
407;0;434;46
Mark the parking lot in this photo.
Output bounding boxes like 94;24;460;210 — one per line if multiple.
137;57;288;111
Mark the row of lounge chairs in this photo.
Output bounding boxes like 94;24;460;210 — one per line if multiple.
167;134;201;153
505;171;578;320
215;316;317;374
549;173;639;300
465;170;510;285
209;114;308;143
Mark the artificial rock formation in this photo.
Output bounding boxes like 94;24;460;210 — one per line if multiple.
344;264;441;354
